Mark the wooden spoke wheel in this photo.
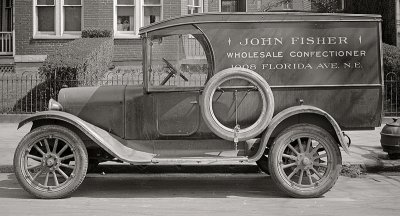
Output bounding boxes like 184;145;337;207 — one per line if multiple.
14;125;88;199
268;124;342;198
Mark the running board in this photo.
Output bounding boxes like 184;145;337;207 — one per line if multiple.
151;157;249;165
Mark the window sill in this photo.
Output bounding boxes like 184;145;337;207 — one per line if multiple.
33;34;81;40
114;34;141;40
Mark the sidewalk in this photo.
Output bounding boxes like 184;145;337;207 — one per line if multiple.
1;122;399;173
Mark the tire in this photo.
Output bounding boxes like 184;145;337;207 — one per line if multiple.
268;124;342;198
201;68;274;141
13;125;88;199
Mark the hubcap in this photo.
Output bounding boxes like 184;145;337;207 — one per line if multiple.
302;157;312;166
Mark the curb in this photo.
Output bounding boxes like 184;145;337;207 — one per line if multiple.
0;114;31;123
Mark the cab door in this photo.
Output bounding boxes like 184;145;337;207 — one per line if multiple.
144;33;210;138
153;91;200;136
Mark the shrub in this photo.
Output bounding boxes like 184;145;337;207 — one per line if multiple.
35;38;113;108
82;28;112;38
383;43;400;76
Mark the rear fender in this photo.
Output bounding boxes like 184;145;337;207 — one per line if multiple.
249;105;350;162
18;111;155;164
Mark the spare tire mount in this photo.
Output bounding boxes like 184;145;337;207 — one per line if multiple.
200;68;275;142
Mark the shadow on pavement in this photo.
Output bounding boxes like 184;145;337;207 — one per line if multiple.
0;171;288;199
0;174;31;199
75;174;287;199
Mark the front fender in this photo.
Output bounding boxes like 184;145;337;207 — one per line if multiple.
249;105;350;162
19;111;155;164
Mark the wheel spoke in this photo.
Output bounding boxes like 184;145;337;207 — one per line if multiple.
52;138;59;154
287;144;300;155
60;154;74;161
44;172;49;187
314;153;327;160
297;138;304;153
311;167;323;179
282;162;297;169
57;168;69;180
44;139;51;153
298;169;304;185
310;144;323;155
282;154;297;161
32;168;44;180
57;144;69;156
34;144;45;156
27;154;42;162
27;164;42;170
60;163;75;170
306;170;314;185
287;167;299;180
52;171;59;186
314;162;328;168
305;138;312;153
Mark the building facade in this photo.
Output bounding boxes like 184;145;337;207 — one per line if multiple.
0;0;318;65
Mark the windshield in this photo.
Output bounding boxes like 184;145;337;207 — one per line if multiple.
147;33;212;88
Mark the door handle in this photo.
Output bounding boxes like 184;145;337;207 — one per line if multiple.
190;101;198;104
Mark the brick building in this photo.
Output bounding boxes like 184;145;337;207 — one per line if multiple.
0;0;349;66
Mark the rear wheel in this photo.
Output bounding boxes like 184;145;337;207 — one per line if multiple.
14;125;88;199
268;124;342;198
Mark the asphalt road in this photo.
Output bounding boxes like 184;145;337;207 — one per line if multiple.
1;173;400;216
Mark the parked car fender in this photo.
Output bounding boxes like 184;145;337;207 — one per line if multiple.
18;111;155;164
249;105;350;162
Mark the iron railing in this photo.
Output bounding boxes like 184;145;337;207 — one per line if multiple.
384;72;400;117
1;70;399;116
0;32;13;55
0;70;207;114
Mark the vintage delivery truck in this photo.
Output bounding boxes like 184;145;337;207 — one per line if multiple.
13;12;383;199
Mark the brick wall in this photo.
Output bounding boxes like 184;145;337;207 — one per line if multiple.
14;0;182;63
14;0;71;59
84;0;113;29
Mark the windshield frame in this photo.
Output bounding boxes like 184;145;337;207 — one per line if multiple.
143;24;215;93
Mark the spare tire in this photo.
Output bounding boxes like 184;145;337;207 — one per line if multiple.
201;68;274;141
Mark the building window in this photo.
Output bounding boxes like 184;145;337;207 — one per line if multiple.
34;0;82;38
187;0;203;14
64;0;82;32
283;0;293;10
114;0;162;39
1;0;13;31
221;0;246;12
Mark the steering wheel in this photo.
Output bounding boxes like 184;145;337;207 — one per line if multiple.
160;58;189;85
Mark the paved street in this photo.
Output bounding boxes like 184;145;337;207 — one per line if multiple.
0;173;399;216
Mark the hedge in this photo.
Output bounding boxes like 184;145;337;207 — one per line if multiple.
15;37;114;112
383;43;400;76
82;28;113;38
39;37;114;86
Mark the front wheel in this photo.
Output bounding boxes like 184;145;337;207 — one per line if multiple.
268;124;342;198
13;125;88;199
